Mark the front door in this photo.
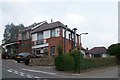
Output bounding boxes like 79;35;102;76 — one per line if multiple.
50;46;55;56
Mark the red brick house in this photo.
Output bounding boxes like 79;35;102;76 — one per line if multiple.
18;22;45;53
31;21;80;57
18;21;80;57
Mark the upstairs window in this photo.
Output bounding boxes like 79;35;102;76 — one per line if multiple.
26;31;30;39
69;34;71;42
18;33;22;40
22;32;26;40
37;32;43;40
51;29;55;37
36;32;43;45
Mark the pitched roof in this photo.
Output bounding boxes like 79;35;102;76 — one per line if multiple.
31;21;68;33
19;22;44;33
19;21;74;34
89;47;107;54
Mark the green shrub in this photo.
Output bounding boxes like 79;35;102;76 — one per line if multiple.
70;50;84;72
57;43;63;56
54;54;74;71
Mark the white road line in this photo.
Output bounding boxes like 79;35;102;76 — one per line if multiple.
7;69;41;78
26;74;33;78
19;72;25;76
13;70;19;74
22;69;56;75
7;69;13;72
34;76;41;78
72;74;80;76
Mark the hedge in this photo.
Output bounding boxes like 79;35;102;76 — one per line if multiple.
54;54;74;71
80;57;116;70
54;50;116;72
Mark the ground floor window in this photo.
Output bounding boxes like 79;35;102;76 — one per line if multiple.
94;54;101;58
32;47;48;57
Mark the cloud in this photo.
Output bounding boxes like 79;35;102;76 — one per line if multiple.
65;13;86;24
0;0;119;2
82;32;118;49
1;2;118;48
58;13;86;30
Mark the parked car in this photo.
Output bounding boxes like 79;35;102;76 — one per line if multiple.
15;52;39;65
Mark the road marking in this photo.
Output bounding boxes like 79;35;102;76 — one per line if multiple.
6;69;41;78
22;69;56;75
72;74;80;76
13;70;19;74
19;72;25;76
34;76;41;78
7;69;13;72
26;74;33;78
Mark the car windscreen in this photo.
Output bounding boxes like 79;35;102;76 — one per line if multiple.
18;53;29;56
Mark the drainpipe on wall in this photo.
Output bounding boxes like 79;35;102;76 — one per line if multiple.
73;28;77;50
64;30;66;53
64;25;67;53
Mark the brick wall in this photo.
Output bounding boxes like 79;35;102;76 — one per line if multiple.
29;57;54;66
46;37;63;56
46;28;80;56
46;37;76;56
19;39;32;53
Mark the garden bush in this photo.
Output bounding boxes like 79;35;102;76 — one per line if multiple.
54;54;74;71
70;50;84;72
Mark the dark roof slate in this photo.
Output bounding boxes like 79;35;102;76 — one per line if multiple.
31;21;67;33
19;22;43;33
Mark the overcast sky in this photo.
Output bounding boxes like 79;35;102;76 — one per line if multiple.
0;0;119;49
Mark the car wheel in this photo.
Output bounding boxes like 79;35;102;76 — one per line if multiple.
17;61;20;63
25;59;29;65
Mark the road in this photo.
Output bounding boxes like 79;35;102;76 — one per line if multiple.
2;59;119;79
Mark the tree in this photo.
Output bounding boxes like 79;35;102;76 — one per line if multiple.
107;43;120;64
3;23;25;43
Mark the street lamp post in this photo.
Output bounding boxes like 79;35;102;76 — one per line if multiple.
79;33;88;51
79;32;88;73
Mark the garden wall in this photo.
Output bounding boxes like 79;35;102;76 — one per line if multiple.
29;57;54;66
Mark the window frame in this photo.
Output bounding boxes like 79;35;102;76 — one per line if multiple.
51;29;55;37
37;32;43;40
